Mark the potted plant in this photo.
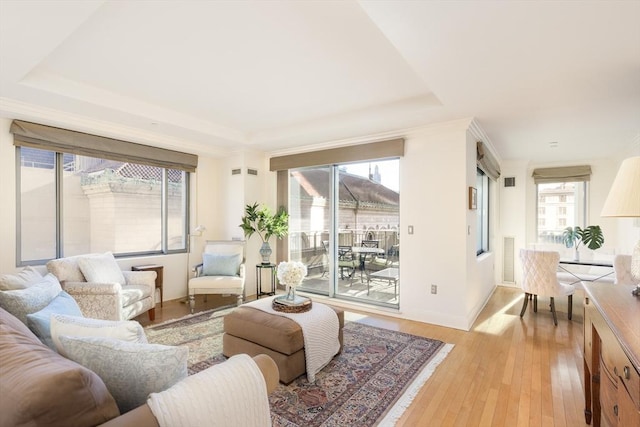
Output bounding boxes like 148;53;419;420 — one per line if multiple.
562;225;605;261
239;202;289;264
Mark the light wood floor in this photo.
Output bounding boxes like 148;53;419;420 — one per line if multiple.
135;286;587;427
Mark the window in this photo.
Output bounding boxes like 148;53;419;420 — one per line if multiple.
18;147;189;264
476;168;489;255
287;159;400;309
536;181;587;244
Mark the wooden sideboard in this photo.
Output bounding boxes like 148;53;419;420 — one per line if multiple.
583;282;640;426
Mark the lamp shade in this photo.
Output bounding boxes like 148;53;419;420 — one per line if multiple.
601;156;640;217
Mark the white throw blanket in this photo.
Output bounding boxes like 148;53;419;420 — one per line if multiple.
147;354;271;427
245;296;340;382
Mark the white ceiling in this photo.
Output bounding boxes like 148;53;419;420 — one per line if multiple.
1;0;639;163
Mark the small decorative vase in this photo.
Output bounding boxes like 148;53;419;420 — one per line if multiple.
259;242;272;264
574;247;580;262
285;285;296;301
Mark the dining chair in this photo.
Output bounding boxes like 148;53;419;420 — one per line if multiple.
519;249;574;326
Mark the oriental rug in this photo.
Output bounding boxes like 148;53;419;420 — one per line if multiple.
146;307;452;426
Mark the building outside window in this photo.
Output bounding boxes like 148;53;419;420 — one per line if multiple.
536;181;586;244
18;147;188;265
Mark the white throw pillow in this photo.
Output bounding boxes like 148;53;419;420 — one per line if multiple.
77;252;126;284
0;274;63;324
58;336;188;414
51;314;147;357
0;266;44;291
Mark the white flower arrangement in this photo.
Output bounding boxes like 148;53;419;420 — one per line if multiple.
276;261;307;288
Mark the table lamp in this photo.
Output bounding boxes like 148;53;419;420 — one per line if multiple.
601;156;640;296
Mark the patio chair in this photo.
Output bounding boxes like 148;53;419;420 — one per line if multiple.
519;249;574;326
338;246;357;283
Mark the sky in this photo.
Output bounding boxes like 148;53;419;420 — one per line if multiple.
344;158;399;192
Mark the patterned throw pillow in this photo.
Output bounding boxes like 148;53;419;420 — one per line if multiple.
202;253;241;276
0;266;44;291
58;336;188;414
0;274;63;324
77;252;126;284
26;291;83;349
50;314;147;357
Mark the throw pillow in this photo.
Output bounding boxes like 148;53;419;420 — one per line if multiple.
51;314;147;357
202;253;241;276
0;266;44;291
26;291;83;349
58;336;188;414
0;308;120;426
77;252;126;284
0;274;63;324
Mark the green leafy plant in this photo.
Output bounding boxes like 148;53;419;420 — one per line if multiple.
562;225;605;250
239;203;289;243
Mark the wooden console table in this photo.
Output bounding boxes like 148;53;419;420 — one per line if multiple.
583;282;640;426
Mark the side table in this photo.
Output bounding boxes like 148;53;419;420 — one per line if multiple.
256;264;276;298
132;264;164;307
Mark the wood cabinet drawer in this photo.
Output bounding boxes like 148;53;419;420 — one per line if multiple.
609;339;640;408
618;382;640;426
600;360;618;427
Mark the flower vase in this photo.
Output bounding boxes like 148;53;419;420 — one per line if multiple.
574;247;580;262
285;285;296;301
259;242;272;265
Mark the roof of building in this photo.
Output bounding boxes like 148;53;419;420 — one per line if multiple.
291;169;398;208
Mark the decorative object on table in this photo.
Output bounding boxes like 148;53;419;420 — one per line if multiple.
273;260;309;309
600;156;640;296
561;225;604;261
239;202;288;264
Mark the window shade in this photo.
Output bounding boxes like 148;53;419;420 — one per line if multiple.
532;165;592;184
269;138;404;171
10;120;198;172
476;141;501;181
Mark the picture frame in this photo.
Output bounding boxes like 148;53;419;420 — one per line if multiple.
469;187;477;210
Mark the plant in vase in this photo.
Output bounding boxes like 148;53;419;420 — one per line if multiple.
276;261;307;302
239;202;289;264
562;225;605;261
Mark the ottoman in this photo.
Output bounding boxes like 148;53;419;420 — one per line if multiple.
223;305;344;384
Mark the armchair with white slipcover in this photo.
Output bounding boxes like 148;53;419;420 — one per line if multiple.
188;240;246;313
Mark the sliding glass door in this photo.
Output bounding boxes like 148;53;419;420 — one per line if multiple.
288;159;399;308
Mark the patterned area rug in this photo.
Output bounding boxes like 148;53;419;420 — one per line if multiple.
146;307;452;426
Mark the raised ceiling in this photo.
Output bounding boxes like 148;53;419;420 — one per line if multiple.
1;1;638;162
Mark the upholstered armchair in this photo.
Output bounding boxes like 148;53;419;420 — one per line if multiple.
519;249;574;326
188;240;245;313
47;252;156;321
613;254;640;286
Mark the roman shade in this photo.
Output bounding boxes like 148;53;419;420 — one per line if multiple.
476;141;501;181
532;165;592;184
269;138;404;171
10;120;198;173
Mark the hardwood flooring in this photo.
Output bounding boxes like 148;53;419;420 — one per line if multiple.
135;286;587;426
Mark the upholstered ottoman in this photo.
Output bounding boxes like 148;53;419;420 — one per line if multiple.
223;305;344;384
